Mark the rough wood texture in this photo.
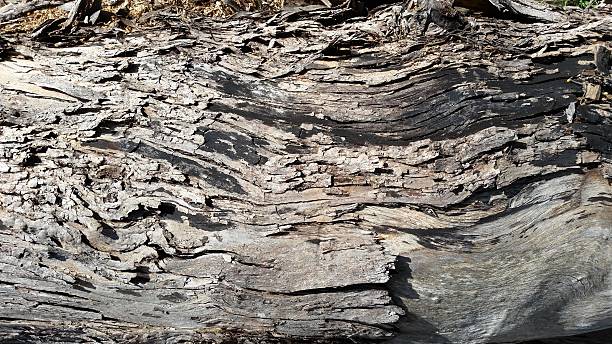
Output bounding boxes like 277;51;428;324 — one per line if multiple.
0;0;611;343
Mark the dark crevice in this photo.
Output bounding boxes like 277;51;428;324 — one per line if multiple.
242;282;391;297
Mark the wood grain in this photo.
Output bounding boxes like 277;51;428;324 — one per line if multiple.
0;1;611;343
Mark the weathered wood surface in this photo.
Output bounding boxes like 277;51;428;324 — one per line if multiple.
0;0;611;343
0;0;69;22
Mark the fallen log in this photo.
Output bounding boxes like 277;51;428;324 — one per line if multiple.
0;0;611;343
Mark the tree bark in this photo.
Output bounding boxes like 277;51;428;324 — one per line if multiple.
0;1;611;343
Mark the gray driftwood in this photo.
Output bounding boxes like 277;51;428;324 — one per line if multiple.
0;0;611;343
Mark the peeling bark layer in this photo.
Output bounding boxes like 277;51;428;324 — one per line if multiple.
0;1;611;343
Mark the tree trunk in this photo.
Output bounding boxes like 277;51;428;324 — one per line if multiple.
0;1;611;343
